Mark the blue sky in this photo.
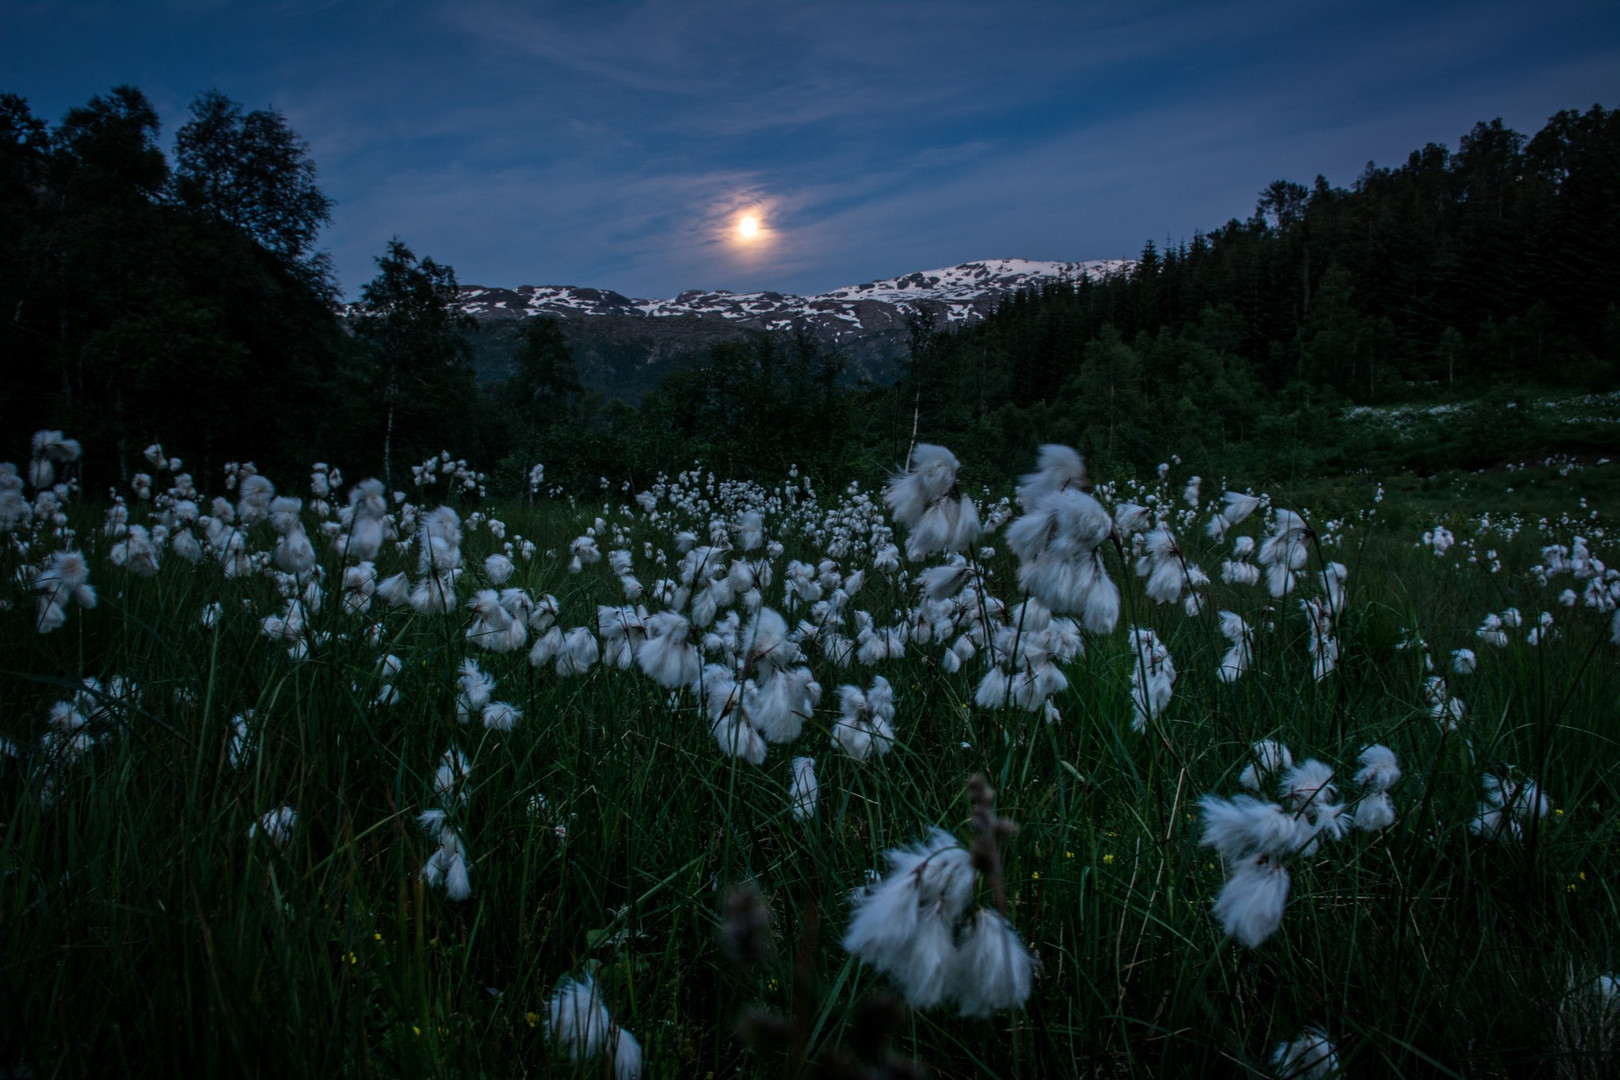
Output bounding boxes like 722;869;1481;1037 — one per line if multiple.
4;1;1616;299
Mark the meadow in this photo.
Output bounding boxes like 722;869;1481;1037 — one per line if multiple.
2;434;1617;1079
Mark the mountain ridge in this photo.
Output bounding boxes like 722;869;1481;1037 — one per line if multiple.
454;257;1135;399
458;257;1132;337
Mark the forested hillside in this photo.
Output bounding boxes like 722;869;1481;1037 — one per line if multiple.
824;107;1620;480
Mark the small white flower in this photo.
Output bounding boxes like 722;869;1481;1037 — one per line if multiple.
1272;1026;1339;1078
249;806;296;848
790;756;818;822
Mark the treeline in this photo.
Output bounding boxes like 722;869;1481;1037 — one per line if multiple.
854;106;1620;479
0;86;506;493
2;88;349;488
4;87;1617;495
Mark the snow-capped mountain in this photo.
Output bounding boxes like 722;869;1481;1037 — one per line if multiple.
455;258;1133;398
457;258;1131;342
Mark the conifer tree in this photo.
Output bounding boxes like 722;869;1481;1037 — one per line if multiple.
353;240;476;485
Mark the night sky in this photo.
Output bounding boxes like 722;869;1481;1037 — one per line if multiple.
4;0;1616;299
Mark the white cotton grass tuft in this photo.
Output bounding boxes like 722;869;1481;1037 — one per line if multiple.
1221;534;1261;587
409;570;460;615
611;1028;643;1080
1004;459;1119;633
843;782;1036;1020
481;700;522;731
466;589;527;653
638;611;699;689
418;506;463;574
249;806;297;848
546;975;611;1060
842;828;976;1009
1113;501;1153;538
376;572;411;608
41;698;94;772
1422;675;1465;730
1216;610;1251;683
1238;739;1293;792
1127;627;1175;733
1354;792;1397;831
1476;612;1509;648
340;478;389;562
374;654;403;707
883;443;982;560
1135;528;1198;606
1470;770;1551;841
701;664;765;765
748;665;821;744
455;659;496;723
34;549;97;633
1210;853;1290;948
417;808;472;901
268;499;315;575
742;606;795;670
1199;794;1302;862
1257;509;1310;597
236;473;276;526
1316;561;1348;613
597;604;646;670
545;975;642;1078
0;462;35;530
529;626;564;668
1555;971;1620;1079
433;746;472;806
1300;596;1338;681
1280;759;1337;810
1205;488;1263;544
1197;764;1352;949
342;562;378;616
949;908;1036;1018
1272;1027;1340;1079
1353;744;1401;792
110;524;161;577
171;525;203;563
1016;444;1088;508
919;561;974;602
568;534;602;575
965;597;1077;715
1182;475;1202;507
484;552;514;585
555;627;600;676
734;509;764;552
790;756;818;821
711;710;767;765
228;710;254;768
27;430;82;489
831;676;897;761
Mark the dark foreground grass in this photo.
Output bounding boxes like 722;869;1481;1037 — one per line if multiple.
1;464;1617;1078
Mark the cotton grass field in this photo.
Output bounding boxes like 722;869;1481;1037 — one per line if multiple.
2;434;1619;1079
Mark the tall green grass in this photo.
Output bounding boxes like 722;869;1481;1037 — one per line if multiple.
2;462;1616;1078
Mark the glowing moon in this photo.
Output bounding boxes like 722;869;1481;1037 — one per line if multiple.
737;214;760;240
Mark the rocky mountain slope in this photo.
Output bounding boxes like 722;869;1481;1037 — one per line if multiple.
460;258;1133;399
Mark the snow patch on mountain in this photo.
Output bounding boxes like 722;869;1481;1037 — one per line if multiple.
454;258;1132;341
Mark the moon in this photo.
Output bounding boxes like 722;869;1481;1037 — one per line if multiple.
737;214;760;240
